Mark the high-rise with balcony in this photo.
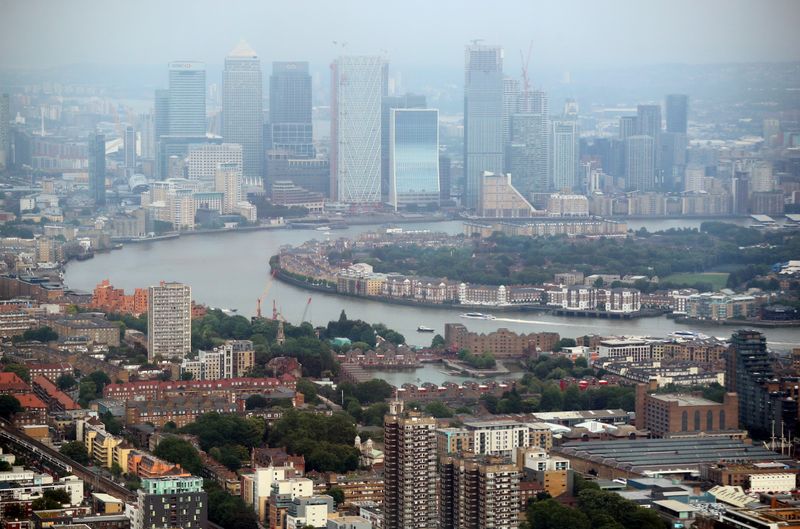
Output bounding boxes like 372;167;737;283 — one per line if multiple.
624;135;656;191
88;133;106;206
147;282;191;361
269;61;314;159
223;40;263;183
215;161;243;214
389;108;439;209
168;62;206;136
510;89;550;197
383;400;437;529
330;55;385;205
124;125;136;174
134;476;206;529
464;44;504;209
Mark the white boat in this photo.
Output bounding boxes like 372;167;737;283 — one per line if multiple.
460;312;496;320
417;325;435;333
315;226;331;231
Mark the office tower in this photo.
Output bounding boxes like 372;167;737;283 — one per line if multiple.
731;172;749;215
147;282;191;361
684;165;706;192
624;135;656;191
750;161;775;192
154;89;170;141
439;455;520;529
502;77;520;172
510;90;550;196
665;94;688;134
215;161;243;213
389;108;439;209
223;40;263;183
381;93;426;202
619;116;638;139
168;61;206;136
726;330;771;436
636;104;662;138
88;133;106;205
660;131;687;191
0;94;9;170
383;401;437;529
134;476;207;529
269;62;314;158
330;56;384;204
464;44;504;209
139;113;155;160
186;143;242;188
124;125;136;173
551;120;579;191
439;154;451;200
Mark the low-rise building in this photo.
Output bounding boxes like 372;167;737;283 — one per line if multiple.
635;383;740;438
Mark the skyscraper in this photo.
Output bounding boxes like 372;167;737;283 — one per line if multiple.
186;143;242;188
389;108;439;209
154;89;170;141
139;112;155;160
619;116;638;139
0;94;9;170
624;135;656;191
147;282;191;361
551;120;579;191
636;104;662;138
726;330;771;436
134;476;207;529
330;56;384;204
215;161;243;214
502;77;520;172
439;455;520;529
383;401;437;529
124;125;136;173
464;44;504;209
269;62;314;158
665;94;688;134
168;61;206;136
88;133;106;205
510;89;550;196
223;41;264;184
382;94;426;202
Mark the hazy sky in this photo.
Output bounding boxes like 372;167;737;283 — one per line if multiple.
2;0;799;71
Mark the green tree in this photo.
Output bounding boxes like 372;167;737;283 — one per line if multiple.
0;395;21;419
245;394;269;410
180;413;265;452
424;401;453;418
59;441;90;465
526;499;590;529
20;326;58;343
31;489;71;510
110;462;123;478
295;378;319;404
153;437;203;474
431;334;446;348
56;373;77;391
327;486;345;506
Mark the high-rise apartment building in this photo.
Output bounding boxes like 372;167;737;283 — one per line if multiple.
464;44;504;209
330;56;385;204
215;162;243;214
389;108;439;209
185;143;242;188
383;401;437;529
147;282;191;361
726;330;772;436
624;135;656;191
551;120;579;191
381;93;426;202
750;161;775;192
168;61;206;136
134;476;207;529
619;116;638;139
439;455;520;529
88;133;106;205
124;125;136;173
139;113;155;160
502;77;520;172
269;62;314;159
154;89;170;141
0;94;9;170
510;89;550;197
665;94;688;134
637;104;662;138
223;41;263;182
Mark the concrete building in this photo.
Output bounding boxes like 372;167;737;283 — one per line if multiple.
463;420;530;457
134;476;207;529
546;193;588;216
520;448;573;498
185;143;242;188
383;401;437;529
606;288;641;313
551;120;579;191
464;44;504;209
625;135;656;191
510;89;550;197
180;340;255;380
597;338;652;362
330;56;385;205
0;94;9;170
215;161;243;214
88;133;106;206
124;125;136;173
222;40;263;183
147;282;191;361
479;172;537;218
439;454;520;529
635;383;739;438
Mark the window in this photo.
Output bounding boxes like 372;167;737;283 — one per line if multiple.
707;410;714;431
694;411;701;431
681;411;688;431
719;410;726;430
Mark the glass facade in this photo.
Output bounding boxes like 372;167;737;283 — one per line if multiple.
168;62;206;136
223;41;263;181
390;108;439;209
270;62;314;158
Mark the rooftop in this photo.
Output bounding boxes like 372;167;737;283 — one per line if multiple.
649;393;722;406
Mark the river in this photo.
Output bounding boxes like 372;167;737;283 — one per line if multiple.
63;218;800;355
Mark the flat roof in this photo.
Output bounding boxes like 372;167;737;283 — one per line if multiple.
653;499;698;513
533;409;628;420
649;394;721;406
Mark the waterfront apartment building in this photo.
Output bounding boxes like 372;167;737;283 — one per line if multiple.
597;338;652;362
444;323;560;357
464;44;504;209
330;56;385;205
439;454;520;529
479;171;538;218
134;476;207;529
91;279;148;316
222;40;263;182
389;108;440;209
147;281;191;361
383;402;437;529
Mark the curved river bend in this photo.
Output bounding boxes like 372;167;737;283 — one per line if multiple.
64;219;800;353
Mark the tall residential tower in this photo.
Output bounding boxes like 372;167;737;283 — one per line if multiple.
147;282;192;361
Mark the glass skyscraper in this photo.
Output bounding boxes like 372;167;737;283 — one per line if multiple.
330;55;385;204
625;135;656;191
665;94;688;134
551;119;579;191
88;133;106;205
389;108;439;209
464;44;504;209
223;41;263;183
269;61;314;158
381;94;426;202
168;61;206;136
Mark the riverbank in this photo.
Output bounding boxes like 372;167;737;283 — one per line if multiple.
673;315;800;328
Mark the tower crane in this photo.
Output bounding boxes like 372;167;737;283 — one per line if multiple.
300;297;312;323
255;270;276;319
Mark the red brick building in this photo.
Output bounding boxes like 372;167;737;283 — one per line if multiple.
635;382;740;438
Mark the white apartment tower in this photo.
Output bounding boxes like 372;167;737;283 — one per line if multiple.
215;162;243;214
147;282;192;361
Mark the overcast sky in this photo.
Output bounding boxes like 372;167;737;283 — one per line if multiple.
2;0;799;71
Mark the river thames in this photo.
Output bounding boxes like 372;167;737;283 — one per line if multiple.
64;218;800;357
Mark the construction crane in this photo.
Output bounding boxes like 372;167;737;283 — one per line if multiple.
300;297;312;323
255;270;276;319
520;41;534;95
